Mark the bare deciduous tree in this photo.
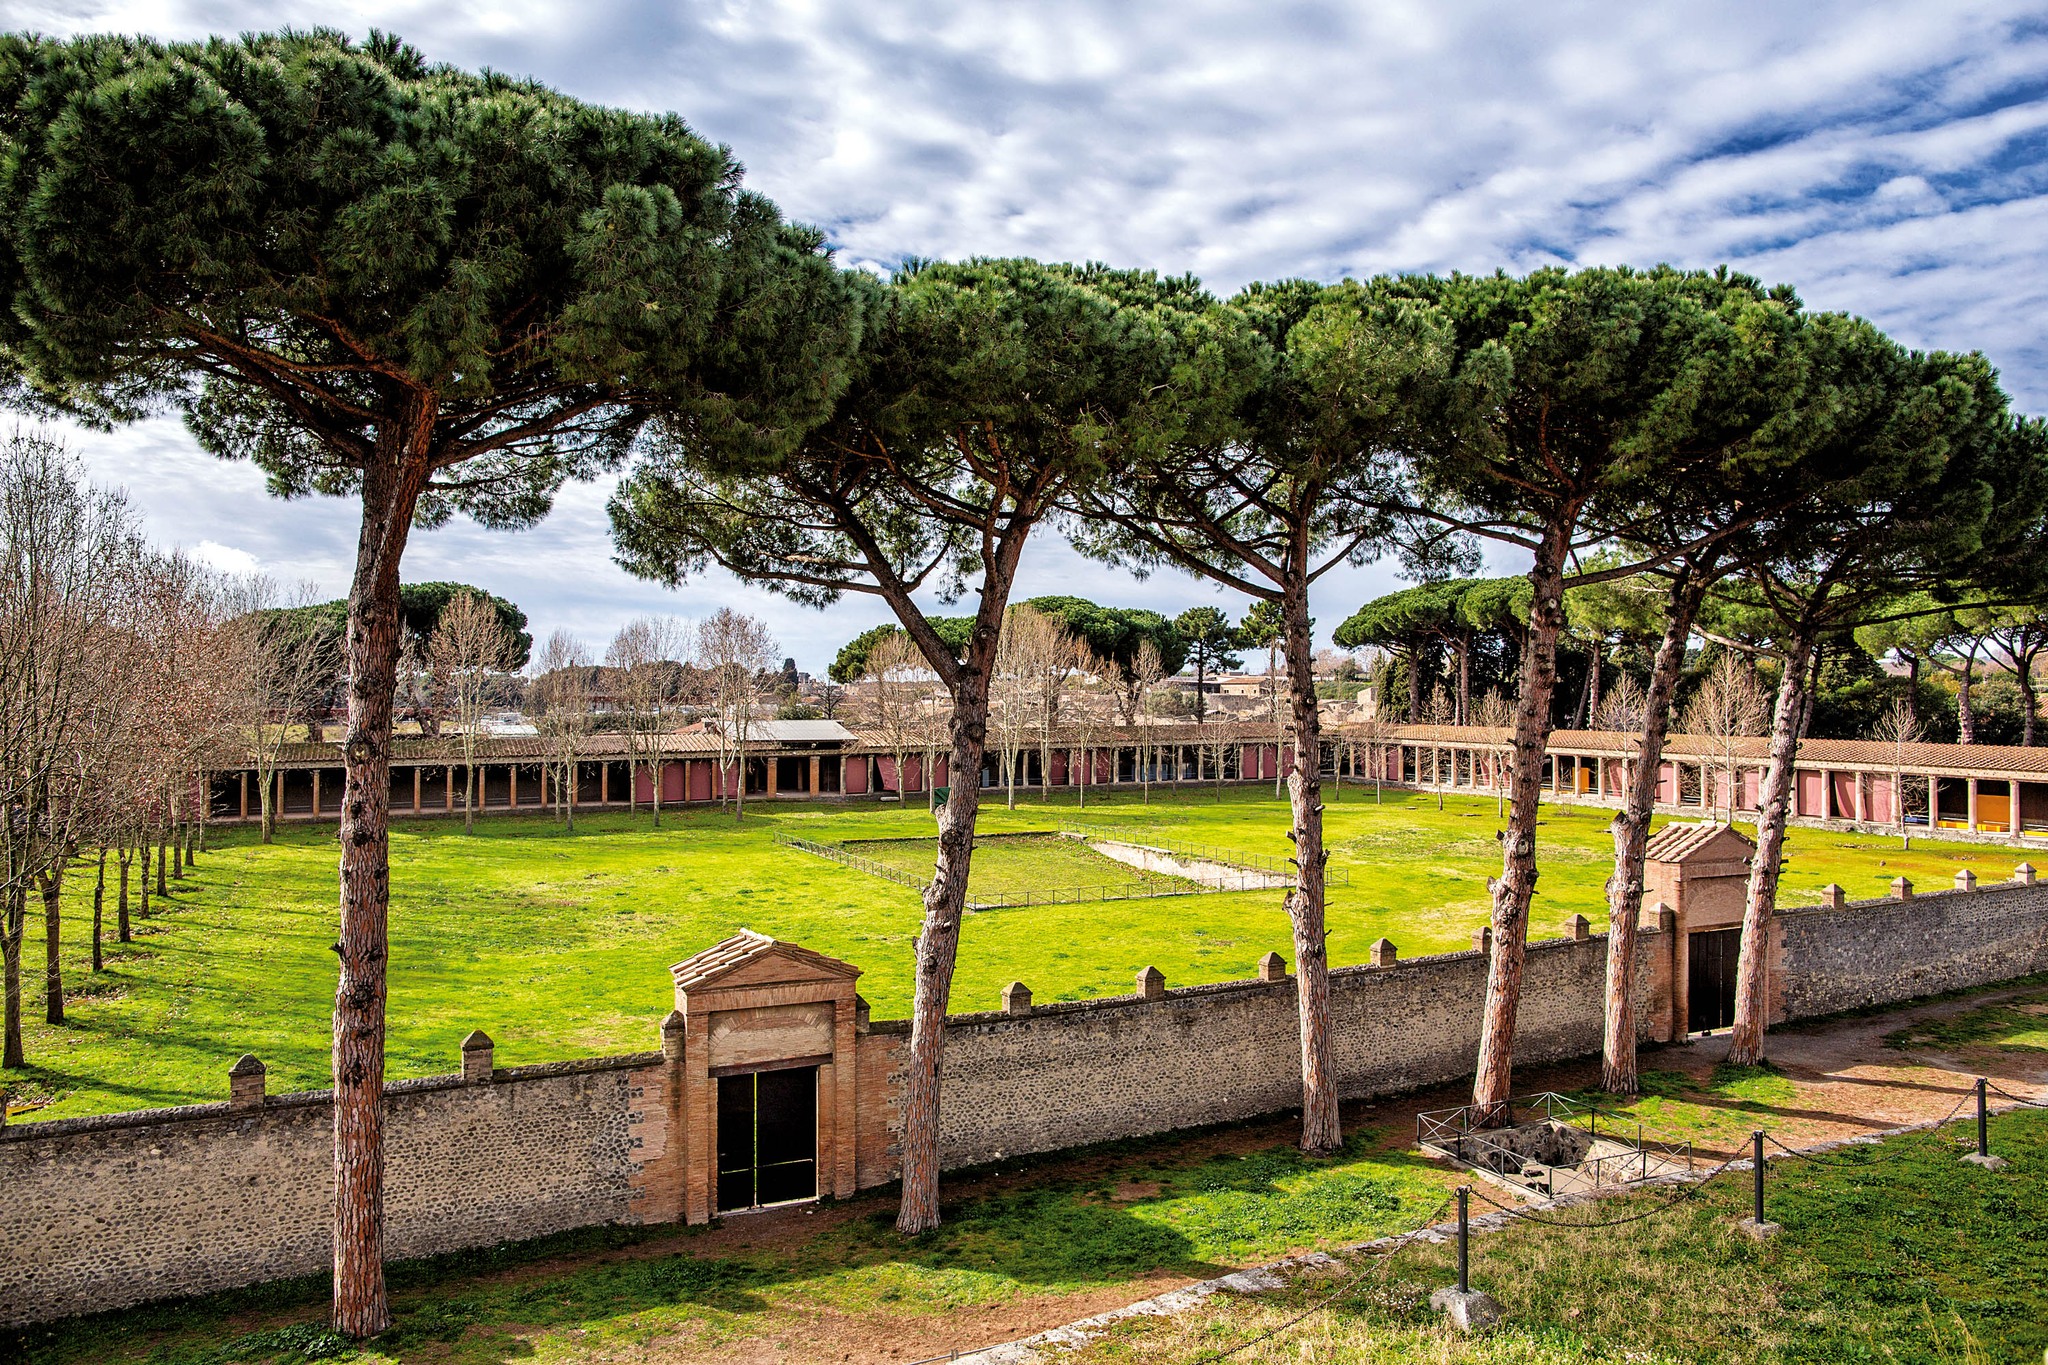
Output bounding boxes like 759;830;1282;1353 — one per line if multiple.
696;608;777;822
607;616;692;827
530;630;594;832
1870;697;1923;849
228;578;341;844
1132;639;1166;805
430;591;518;834
1683;653;1769;823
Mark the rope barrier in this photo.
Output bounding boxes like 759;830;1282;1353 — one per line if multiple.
1181;1195;1455;1365
1461;1149;1748;1229
1985;1080;2048;1109
1759;1088;1980;1168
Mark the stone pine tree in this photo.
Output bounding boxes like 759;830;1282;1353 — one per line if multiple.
1173;606;1243;722
1714;362;2046;1067
0;31;862;1336
609;259;1241;1233
1070;277;1451;1154
1588;306;1875;1095
1393;266;1822;1121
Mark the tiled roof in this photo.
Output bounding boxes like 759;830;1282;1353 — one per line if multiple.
1368;724;2048;779
669;929;861;991
1644;822;1754;864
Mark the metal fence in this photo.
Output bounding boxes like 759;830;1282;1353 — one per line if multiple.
1415;1090;1695;1199
1056;823;1353;887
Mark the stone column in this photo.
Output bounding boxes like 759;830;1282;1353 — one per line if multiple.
509;764;518;808
810;755;821;795
239;771;249;820
766;756;779;797
310;768;320;818
1968;777;1979;833
413;766;422;814
1820;769;1834;820
228;1054;266;1108
600;763;610;804
1927;774;1938;829
446;765;456;810
2010;778;2022;839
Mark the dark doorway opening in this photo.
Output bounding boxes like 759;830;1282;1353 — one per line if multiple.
1688;928;1741;1034
716;1066;818;1213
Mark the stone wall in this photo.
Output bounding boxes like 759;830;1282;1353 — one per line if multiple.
921;929;1659;1171
1775;878;2048;1020
1;1055;661;1328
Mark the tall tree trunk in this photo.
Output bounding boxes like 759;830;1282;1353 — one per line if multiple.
652;758;663;830
1587;644;1603;729
1281;572;1340;1153
1456;636;1471;726
1602;569;1707;1094
1903;653;1919;732
1406;651;1422;722
2;899;23;1069
1727;630;1816;1067
1957;659;1976;744
331;448;429;1340
92;847;107;973
2019;657;2038;748
117;848;132;943
41;865;64;1025
897;688;989;1234
1472;522;1570;1122
139;837;151;919
1194;657;1207;724
155;832;167;897
260;762;277;844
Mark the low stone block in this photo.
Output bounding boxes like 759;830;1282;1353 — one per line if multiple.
1472;926;1493;955
1136;965;1166;1001
1955;868;1978;893
227;1054;266;1109
660;1010;686;1062
1891;876;1914;900
1001;981;1033;1015
2014;862;2037;886
460;1030;494;1083
1960;1151;2009;1171
1256;952;1287;982
1736;1217;1782;1241
1819;883;1845;910
1369;937;1397;967
1430;1286;1505;1332
1563;914;1589;942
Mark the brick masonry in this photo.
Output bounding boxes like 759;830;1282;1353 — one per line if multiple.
4;875;2045;1327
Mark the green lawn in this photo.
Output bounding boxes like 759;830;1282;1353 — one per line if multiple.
834;831;1201;901
3;786;2029;1121
1076;1110;2048;1365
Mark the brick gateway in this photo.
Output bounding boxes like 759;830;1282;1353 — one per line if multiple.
5;851;2048;1327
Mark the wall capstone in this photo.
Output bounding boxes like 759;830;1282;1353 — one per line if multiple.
227;1055;265;1109
2016;862;2038;886
460;1031;494;1083
1955;869;1978;893
1564;914;1589;942
660;1010;685;1062
1370;938;1397;967
1136;966;1165;1001
1820;884;1846;910
1257;952;1287;982
1892;876;1914;900
1001;981;1034;1015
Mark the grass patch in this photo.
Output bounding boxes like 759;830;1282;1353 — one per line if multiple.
1888;987;2048;1054
4;788;2029;1120
837;831;1201;901
1072;1108;2048;1364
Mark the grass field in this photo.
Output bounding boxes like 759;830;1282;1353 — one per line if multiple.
10;1093;2042;1365
832;831;1202;901
3;785;2030;1121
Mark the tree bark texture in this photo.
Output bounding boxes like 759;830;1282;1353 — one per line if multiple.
1281;572;1341;1153
92;848;107;973
41;865;64;1025
117;850;131;942
2;906;21;1069
331;447;428;1340
1471;523;1570;1122
1601;570;1706;1094
1726;631;1816;1066
1957;659;1976;744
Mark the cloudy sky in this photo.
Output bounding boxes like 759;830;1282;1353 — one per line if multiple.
11;0;2048;672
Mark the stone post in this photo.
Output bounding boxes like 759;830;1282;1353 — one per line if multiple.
1257;951;1288;982
2016;862;2037;886
1471;926;1493;955
228;1054;266;1108
1891;876;1914;900
1819;884;1845;910
854;994;871;1032
1001;981;1033;1015
1136;965;1166;1000
460;1030;494;1083
661;1010;686;1063
1370;937;1397;966
1564;914;1590;942
1955;868;1978;893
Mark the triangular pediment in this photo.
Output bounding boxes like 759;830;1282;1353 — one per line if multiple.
670;929;862;993
1644;821;1755;867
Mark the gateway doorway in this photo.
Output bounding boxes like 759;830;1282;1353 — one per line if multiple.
1688;928;1741;1034
716;1066;819;1213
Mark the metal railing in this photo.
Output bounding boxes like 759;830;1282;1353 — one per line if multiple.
1415;1090;1694;1198
1055;823;1353;887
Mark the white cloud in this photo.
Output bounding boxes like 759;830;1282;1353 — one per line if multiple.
13;0;2048;666
189;539;259;574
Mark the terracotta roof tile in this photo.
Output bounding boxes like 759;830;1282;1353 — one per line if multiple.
669;930;861;991
1367;724;2048;780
